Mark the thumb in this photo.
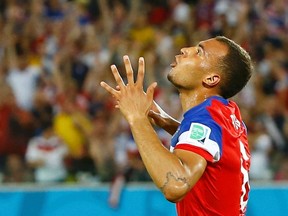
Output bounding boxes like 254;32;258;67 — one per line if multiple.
146;82;157;102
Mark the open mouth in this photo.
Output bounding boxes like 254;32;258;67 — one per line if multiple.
170;62;177;68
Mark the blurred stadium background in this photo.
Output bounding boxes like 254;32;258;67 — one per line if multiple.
0;0;288;215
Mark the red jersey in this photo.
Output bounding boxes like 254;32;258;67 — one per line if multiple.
170;96;250;215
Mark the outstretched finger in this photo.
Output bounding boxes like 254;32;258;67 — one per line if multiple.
100;81;119;98
136;57;145;87
111;65;125;89
123;55;134;85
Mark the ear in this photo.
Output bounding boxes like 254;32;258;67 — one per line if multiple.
203;74;220;87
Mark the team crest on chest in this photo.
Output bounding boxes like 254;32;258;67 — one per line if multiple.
230;114;241;130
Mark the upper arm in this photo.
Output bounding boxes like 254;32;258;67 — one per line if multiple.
175;149;207;181
164;149;207;202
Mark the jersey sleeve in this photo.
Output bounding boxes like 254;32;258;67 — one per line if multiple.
174;122;222;163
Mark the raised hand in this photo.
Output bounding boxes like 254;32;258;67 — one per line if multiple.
100;55;157;124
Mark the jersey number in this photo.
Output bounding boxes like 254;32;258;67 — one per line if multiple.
239;140;250;214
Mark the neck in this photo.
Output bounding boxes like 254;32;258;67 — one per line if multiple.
179;89;220;112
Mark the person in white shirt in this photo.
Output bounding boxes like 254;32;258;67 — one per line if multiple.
25;121;68;183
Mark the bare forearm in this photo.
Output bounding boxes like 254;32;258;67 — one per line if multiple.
97;0;112;35
161;117;180;135
128;116;189;200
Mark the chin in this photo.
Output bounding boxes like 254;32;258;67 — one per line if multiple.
167;72;174;83
169;74;191;91
167;73;179;88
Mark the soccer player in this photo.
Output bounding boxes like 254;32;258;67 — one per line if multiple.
100;36;253;215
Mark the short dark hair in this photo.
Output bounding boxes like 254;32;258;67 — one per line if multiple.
215;36;253;99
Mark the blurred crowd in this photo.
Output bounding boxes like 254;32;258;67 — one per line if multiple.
0;0;288;190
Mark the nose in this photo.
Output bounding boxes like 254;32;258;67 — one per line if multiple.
180;47;196;56
180;48;188;55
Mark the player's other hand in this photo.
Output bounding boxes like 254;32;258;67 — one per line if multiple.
148;101;180;135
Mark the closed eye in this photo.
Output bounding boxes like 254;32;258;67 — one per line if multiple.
197;44;205;56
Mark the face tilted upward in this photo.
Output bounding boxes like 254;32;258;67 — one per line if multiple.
168;38;228;91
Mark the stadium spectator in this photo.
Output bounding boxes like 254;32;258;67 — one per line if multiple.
25;121;68;183
0;0;287;186
0;82;34;172
2;154;33;183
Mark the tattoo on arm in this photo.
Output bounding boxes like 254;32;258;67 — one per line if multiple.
160;172;191;194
